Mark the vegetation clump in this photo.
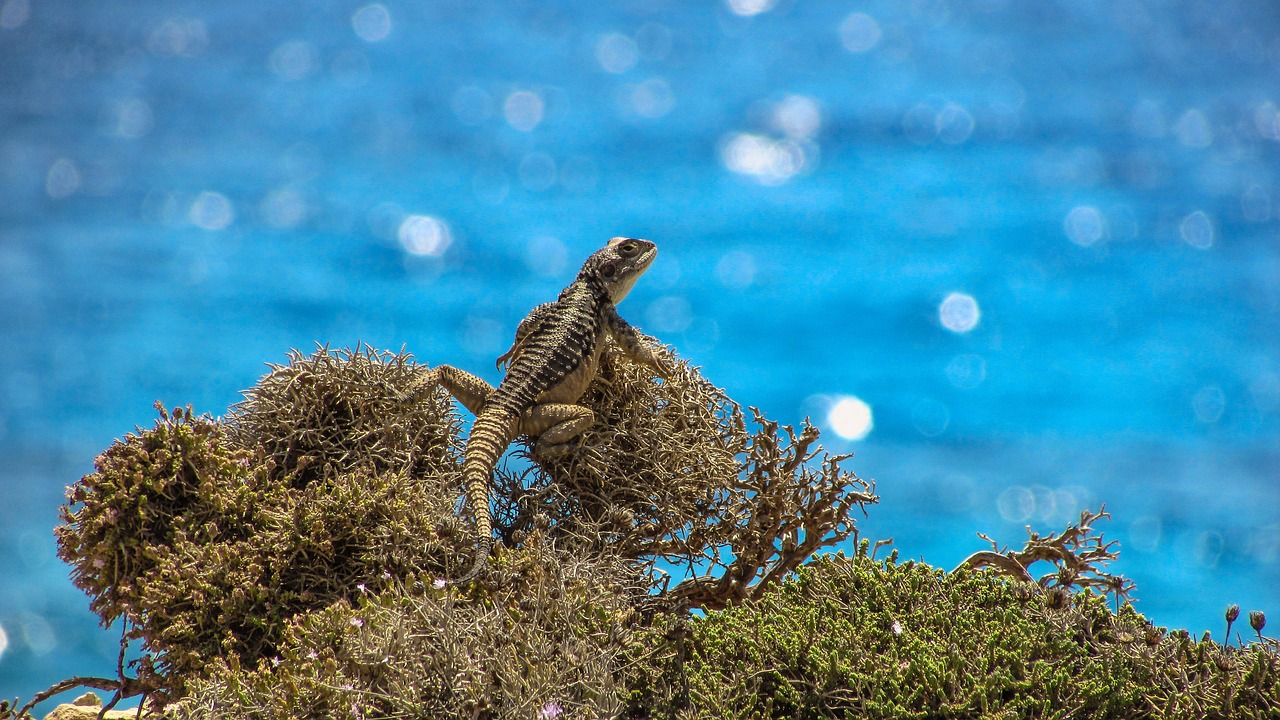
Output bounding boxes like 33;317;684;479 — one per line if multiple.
21;344;1280;719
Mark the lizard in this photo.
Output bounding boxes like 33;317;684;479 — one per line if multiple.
408;236;666;584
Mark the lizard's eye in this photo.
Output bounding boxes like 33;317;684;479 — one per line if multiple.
600;264;617;278
619;241;638;256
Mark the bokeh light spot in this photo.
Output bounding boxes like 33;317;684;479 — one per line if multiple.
0;622;7;660
113;98;154;138
1195;530;1224;568
1173;108;1213;148
1064;205;1106;246
997;486;1034;522
645;295;693;333
397;215;451;256
936;103;974;144
828;395;873;441
596;32;639;74
0;0;30;30
45;158;80;198
504;90;544;132
190;191;234;230
625;77;675;119
1192;385;1226;424
773;95;821;139
19;613;55;656
720;133;812;185
270;40;319;80
261;187;307;229
351;4;391;42
1128;516;1162;553
518;153;557;192
911;398;950;437
839;12;881;53
147;17;208;57
938;292;980;333
725;0;774;16
1179;210;1214;249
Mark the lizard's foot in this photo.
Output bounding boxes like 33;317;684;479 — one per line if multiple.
533;438;581;458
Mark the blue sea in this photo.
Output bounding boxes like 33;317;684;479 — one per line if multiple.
2;0;1278;709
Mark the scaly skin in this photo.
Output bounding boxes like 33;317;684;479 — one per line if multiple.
412;237;665;583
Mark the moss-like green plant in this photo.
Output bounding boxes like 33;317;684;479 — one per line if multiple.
676;552;1280;719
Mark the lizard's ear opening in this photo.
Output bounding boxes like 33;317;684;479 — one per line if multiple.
600;264;617;279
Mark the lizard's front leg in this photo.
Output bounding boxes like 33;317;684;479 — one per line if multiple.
602;303;670;378
519;403;596;457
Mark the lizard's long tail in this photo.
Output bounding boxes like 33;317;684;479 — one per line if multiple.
452;410;516;584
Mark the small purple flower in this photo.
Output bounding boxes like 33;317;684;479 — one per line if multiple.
537;701;564;719
350;617;364;628
891;620;904;636
432;577;448;590
356;582;367;593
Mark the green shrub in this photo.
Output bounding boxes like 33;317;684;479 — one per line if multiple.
677;553;1280;719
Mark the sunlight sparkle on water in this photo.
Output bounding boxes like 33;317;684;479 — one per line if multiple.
269;40;319;80
773;95;821;139
352;4;391;42
622;77;675;119
596;32;639;74
828;395;874;441
190;191;234;230
397;215;451;256
839;12;881;53
938;292;980;333
1180;210;1214;249
724;0;774;17
720;133;811;185
504;90;544;132
1064;205;1105;246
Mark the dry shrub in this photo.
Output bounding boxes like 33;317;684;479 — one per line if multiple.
169;537;669;720
225;344;460;487
506;344;877;610
54;347;470;704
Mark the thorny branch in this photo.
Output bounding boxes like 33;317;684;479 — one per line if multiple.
954;507;1135;605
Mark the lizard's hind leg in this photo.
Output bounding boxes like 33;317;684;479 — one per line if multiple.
434;365;496;416
520;403;596;457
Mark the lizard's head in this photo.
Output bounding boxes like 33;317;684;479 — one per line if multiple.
580;236;657;302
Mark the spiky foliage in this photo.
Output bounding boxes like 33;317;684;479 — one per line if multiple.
225;344;459;487
167;537;668;720
676;552;1280;719
507;346;876;611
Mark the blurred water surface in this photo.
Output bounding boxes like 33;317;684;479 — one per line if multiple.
2;0;1279;705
